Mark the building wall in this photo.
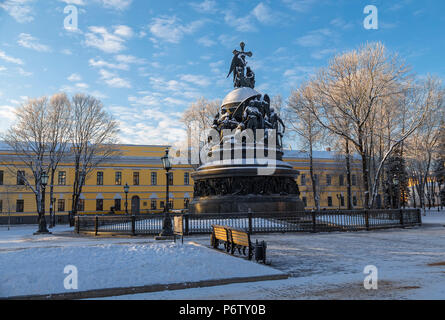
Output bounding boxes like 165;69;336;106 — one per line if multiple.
0;144;368;223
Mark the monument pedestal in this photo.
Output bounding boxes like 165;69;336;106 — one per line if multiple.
189;146;304;214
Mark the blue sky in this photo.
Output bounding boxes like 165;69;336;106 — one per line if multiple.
0;0;444;146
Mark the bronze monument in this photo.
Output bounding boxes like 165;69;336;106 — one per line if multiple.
188;43;304;214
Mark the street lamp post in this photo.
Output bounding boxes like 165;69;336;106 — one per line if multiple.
124;183;129;214
159;148;173;237
49;196;54;228
336;194;341;210
35;171;51;235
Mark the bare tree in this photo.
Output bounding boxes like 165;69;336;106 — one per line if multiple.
287;82;325;210
69;94;119;225
2;97;52;233
307;42;427;208
46;93;72;227
180;97;220;169
405;77;445;212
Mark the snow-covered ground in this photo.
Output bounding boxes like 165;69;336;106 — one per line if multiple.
0;225;282;298
100;209;445;300
1;208;445;299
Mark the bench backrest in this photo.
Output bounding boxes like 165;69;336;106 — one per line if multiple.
212;225;229;242
229;228;250;247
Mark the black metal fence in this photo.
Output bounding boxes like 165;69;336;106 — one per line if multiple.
74;209;422;236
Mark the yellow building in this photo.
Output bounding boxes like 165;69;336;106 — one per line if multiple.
285;150;366;209
0;143;367;224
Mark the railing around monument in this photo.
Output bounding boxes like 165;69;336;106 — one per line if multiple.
74;209;421;236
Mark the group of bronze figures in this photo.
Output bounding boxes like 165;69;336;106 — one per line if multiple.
212;97;285;144
194;176;300;198
217;43;285;149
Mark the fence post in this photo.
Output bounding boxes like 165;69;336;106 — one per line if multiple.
399;209;404;228
248;210;253;235
311;211;317;233
95;215;98;236
417;208;422;225
184;215;189;235
131;215;136;236
365;210;370;231
76;216;80;234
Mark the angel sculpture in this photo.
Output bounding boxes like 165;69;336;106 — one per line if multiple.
227;42;254;89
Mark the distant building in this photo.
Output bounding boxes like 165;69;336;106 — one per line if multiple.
0;143;368;224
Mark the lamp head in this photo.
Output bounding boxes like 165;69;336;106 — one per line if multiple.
41;171;49;186
161;148;172;171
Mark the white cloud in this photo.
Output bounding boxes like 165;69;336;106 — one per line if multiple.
197;36;216;47
60;0;85;5
114;54;146;65
0;0;34;23
283;65;315;87
89;58;129;70
179;74;210;87
68;73;82;81
0;50;24;65
209;60;223;74
61;0;132;10
100;0;132;10
61;49;73;55
0;105;17;132
98;69;115;79
311;48;337;60
296;29;332;47
224;11;257;32
189;0;217;13
75;82;89;89
148;77;201;100
98;69;131;88
252;2;274;24
113;25;134;38
17;67;32;77
0;66;7;72
17;33;51;52
217;34;238;48
149;16;206;44
330;18;354;30
120;98;187;144
84;25;132;53
59;84;107;99
282;0;317;12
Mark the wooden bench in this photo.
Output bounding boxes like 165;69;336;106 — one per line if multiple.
211;225;266;262
211;224;231;253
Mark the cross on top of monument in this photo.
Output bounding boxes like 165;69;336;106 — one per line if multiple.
233;42;252;58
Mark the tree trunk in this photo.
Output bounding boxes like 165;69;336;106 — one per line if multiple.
345;139;353;209
36;189;49;234
309;141;319;210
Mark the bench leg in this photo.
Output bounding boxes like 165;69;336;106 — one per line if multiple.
248;246;253;260
211;234;219;249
